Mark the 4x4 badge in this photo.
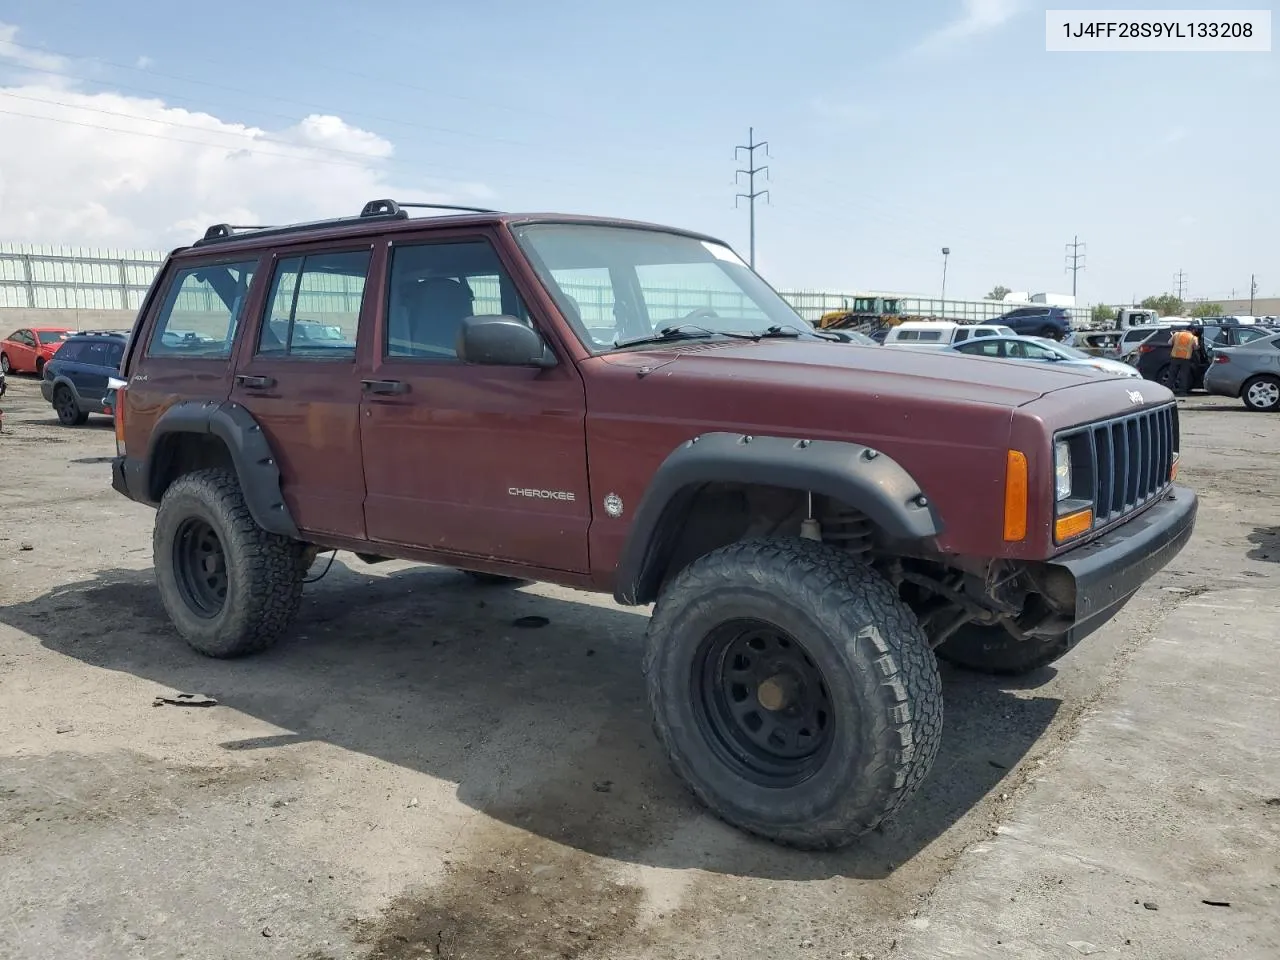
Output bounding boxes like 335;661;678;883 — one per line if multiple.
604;493;624;518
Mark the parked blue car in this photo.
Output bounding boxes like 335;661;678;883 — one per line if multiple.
991;305;1072;341
40;330;127;425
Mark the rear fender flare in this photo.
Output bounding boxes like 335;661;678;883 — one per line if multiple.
613;432;942;605
146;400;299;539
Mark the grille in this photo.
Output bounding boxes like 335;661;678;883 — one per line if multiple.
1068;404;1177;526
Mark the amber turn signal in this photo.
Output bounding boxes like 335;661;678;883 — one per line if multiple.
1054;507;1094;542
1003;450;1028;542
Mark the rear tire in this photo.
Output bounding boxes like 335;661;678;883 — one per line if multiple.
153;468;307;658
1241;375;1280;412
34;358;44;377
1155;363;1173;388
935;621;1076;676
53;385;88;426
645;539;943;849
1038;325;1063;341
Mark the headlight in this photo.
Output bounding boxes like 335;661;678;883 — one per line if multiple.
1055;440;1072;501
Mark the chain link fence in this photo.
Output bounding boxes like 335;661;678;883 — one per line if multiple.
1;244;1094;329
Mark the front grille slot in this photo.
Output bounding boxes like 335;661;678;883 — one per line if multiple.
1068;404;1176;528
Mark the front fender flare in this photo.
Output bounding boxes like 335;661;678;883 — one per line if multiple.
613;432;942;605
146;400;299;539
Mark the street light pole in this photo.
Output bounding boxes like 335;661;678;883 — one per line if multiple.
940;247;951;311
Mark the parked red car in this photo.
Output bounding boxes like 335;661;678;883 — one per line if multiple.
1;327;72;375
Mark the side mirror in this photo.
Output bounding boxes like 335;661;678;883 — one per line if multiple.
457;315;555;368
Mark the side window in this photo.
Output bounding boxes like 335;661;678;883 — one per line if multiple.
54;341;85;363
258;250;368;360
896;330;919;341
105;341;124;368
1006;341;1028;358
148;260;258;358
1021;342;1056;360
954;329;970;342
1237;328;1268;344
917;330;943;342
385;239;530;360
972;329;990;338
15;329;35;346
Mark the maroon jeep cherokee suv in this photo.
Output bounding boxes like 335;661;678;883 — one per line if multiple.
110;200;1196;849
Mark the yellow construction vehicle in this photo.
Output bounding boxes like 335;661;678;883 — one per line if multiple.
816;294;906;333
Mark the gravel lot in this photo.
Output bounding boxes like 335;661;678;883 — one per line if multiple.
2;373;1277;960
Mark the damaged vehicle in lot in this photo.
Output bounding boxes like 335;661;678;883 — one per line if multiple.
107;201;1197;849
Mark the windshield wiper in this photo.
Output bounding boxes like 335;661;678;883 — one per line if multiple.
614;324;760;349
761;323;844;342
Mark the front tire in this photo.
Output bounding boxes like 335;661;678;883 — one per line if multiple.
0;353;10;374
53;385;88;426
935;621;1075;676
153;469;307;658
645;539;943;849
1241;375;1280;412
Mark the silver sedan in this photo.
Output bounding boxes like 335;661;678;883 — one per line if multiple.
1202;332;1280;411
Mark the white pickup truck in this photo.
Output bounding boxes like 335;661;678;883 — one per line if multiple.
882;321;1016;349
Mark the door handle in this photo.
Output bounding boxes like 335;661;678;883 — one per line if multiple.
236;374;275;389
361;379;409;395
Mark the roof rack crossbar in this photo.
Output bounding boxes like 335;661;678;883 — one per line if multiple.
195;201;501;247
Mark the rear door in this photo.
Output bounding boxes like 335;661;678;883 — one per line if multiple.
358;227;590;571
227;242;375;541
122;256;262;458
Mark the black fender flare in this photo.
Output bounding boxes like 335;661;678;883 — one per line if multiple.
145;400;299;539
613;432;941;605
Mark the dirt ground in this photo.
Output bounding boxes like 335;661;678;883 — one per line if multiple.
1;373;1277;960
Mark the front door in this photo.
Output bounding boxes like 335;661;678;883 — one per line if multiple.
228;243;375;541
358;230;591;572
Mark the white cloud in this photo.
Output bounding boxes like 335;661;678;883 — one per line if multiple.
911;0;1022;56
0;75;491;247
0;22;66;73
135;55;154;70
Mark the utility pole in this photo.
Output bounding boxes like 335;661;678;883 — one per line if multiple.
1250;274;1258;314
1065;236;1086;298
940;247;951;303
1174;269;1188;301
734;127;770;269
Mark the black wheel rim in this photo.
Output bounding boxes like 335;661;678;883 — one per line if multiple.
55;389;76;422
693;619;836;788
173;517;228;618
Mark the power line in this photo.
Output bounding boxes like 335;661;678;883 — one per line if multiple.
1174;269;1188;300
734;127;770;269
1064;235;1086;298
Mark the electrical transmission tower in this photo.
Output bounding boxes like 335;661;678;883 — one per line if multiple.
734;127;770;268
1064;236;1086;297
1174;269;1188;300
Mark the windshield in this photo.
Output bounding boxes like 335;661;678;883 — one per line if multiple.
512;223;807;352
36;330;69;345
1048;342;1092;360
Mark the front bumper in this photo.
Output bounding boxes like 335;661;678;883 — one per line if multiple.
39;380;54;402
1049;484;1197;643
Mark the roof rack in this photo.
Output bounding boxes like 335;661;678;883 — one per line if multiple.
194;199;502;247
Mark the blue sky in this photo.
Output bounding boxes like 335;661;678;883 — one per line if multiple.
0;0;1275;305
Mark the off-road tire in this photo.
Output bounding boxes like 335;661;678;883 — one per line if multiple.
1241;375;1280;412
153;468;307;658
0;353;10;374
462;570;527;586
935;621;1076;676
644;538;943;849
53;385;88;426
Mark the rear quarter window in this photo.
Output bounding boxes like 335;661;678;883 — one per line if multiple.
147;260;258;359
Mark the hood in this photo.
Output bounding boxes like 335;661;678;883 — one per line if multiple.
599;338;1105;409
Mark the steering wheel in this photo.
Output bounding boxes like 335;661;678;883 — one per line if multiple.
679;307;720;324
